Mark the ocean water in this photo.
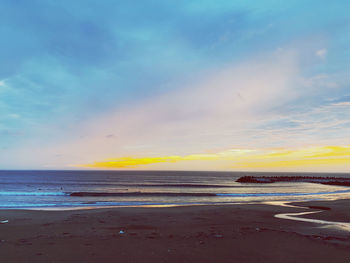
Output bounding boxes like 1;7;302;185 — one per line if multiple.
1;170;350;210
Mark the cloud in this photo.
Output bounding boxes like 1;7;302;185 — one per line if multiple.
0;129;23;136
60;50;299;153
315;48;327;59
252;97;350;149
233;145;350;171
1;1;350;171
2;51;300;167
3;46;349;172
300;74;338;89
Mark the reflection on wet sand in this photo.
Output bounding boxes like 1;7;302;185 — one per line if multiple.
275;208;350;232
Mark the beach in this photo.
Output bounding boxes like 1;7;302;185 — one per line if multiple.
2;0;350;262
1;200;350;262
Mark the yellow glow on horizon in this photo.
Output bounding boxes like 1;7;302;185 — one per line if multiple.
79;155;219;168
76;145;350;170
233;145;350;169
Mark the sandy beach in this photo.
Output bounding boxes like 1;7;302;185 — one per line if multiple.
1;200;350;263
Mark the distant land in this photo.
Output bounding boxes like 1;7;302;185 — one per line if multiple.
236;176;350;186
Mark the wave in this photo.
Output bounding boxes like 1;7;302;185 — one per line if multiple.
0;191;67;196
115;183;236;188
0;201;202;209
70;192;217;197
70;189;350;197
0;182;238;188
2;188;350;198
216;189;350;197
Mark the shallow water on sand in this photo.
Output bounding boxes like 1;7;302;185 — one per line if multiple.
0;170;350;209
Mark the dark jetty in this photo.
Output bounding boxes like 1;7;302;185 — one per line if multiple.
236;176;350;186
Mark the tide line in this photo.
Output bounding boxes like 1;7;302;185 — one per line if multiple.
275;211;350;232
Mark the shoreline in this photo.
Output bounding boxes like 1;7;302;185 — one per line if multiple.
1;199;350;262
0;195;348;210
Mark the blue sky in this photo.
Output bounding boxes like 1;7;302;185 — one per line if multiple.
0;1;350;170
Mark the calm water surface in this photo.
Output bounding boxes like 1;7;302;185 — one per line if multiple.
1;170;350;209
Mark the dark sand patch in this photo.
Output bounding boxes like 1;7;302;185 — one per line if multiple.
0;201;350;262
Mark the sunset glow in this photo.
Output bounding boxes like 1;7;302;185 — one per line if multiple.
1;1;349;172
78;145;350;170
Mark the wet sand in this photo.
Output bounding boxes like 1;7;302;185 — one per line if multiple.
1;200;350;263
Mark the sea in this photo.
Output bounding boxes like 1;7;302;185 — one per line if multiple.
1;170;350;210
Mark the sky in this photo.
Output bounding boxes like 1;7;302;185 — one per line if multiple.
0;0;350;171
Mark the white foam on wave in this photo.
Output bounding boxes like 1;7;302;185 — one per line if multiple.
0;191;67;196
216;189;350;197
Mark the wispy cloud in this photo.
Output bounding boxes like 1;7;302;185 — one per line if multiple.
1;1;350;170
315;48;327;59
